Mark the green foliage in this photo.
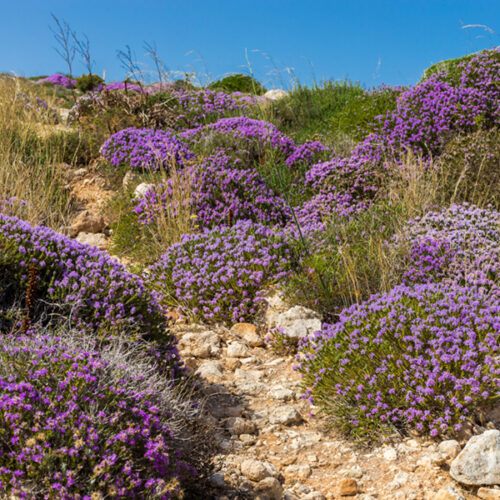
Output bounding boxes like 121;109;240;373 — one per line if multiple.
439;127;500;209
420;52;478;83
209;73;266;95
286;203;404;319
75;73;104;92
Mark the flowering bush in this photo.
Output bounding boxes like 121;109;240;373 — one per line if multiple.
0;214;178;351
133;152;291;228
0;331;197;499
147;221;293;324
390;204;500;295
285;141;330;169
180;116;295;162
105;81;143;93
37;73;76;89
168;89;251;129
299;48;500;224
100;127;194;171
296;283;499;438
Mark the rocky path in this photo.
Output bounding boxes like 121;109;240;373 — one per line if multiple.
174;319;497;500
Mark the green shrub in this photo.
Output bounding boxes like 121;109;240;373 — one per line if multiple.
420;51;478;82
209;73;266;95
75;73;104;92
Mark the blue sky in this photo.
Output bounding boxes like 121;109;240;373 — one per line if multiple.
1;0;498;88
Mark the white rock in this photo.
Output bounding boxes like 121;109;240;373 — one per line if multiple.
477;488;500;500
302;492;326;500
345;465;363;479
230;322;264;347
269;405;302;425
438;440;461;460
256;477;283;500
433;484;465;500
382;446;398;462
180;330;221;358
240;459;276;482
389;471;410;489
227;341;249;358
229;417;256;436
450;430;500;485
267;305;322;339
76;232;108;249
122;170;138;189
134;182;155;198
263;89;288;101
284;464;311;480
268;386;295;401
196;361;223;381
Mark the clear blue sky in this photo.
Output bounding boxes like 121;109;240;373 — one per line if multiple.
1;0;498;88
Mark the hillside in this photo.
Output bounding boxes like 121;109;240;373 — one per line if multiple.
0;49;499;499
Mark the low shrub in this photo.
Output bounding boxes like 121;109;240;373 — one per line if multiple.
208;73;266;95
296;283;499;439
133;152;291;229
0;331;201;499
100;127;194;171
390;203;500;294
36;73;76;89
75;73;104;92
0;214;177;349
147;221;294;324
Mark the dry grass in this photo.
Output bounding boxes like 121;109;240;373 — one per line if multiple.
0;76;73;229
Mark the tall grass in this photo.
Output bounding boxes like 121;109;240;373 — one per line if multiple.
0;76;73;228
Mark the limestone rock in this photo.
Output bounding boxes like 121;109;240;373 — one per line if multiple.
433;484;465;500
338;478;358;496
240;459;275;481
478;488;500;500
227;341;249;358
70;210;105;237
450;430;500;485
231;322;264;347
263;89;288;101
180;330;221;358
269;405;302;425
268;385;294;401
302;492;326;500
255;477;283;500
134;182;155;198
284;464;311;480
196;361;223;381
76;232;108;250
209;472;225;488
381;446;398;461
438;440;461;460
267;305;321;339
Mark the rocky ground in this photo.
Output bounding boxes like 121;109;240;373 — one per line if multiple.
63;166;500;500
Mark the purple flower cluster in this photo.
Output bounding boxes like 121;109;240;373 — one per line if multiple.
133;152;291;228
105;81;143;93
147;221;293;324
298;49;500;226
285;141;330;169
100;127;194;171
0;333;194;498
36;73;76;89
296;283;499;438
169;89;251;129
180;116;296;158
391;204;499;295
0;214;179;352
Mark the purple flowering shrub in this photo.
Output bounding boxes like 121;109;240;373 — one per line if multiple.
180;117;295;166
390;204;500;294
168;89;251;129
0;332;198;498
133;152;291;228
300;48;500;224
0;214;178;350
296;283;499;439
100;127;194;171
147;221;293;324
36;73;76;89
285;141;330;169
105;81;144;93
